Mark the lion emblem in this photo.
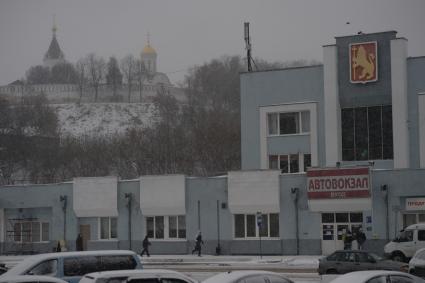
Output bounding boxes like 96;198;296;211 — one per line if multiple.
351;44;377;82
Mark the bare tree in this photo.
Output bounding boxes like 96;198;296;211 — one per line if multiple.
135;59;146;102
75;58;87;104
120;55;137;102
86;53;105;102
106;56;123;101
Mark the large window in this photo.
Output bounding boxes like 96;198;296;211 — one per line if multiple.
146;215;186;240
99;217;117;240
234;213;279;238
342;105;393;161
268;111;310;136
269;153;311;173
12;221;49;243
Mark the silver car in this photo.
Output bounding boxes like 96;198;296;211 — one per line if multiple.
410;248;425;278
318;250;408;275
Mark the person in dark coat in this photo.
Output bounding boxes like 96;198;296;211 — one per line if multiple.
356;228;366;250
76;233;83;251
343;229;353;250
140;235;151;257
191;231;204;256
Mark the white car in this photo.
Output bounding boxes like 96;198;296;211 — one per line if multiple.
409;247;425;277
0;275;68;283
201;271;293;283
79;269;198;283
328;270;425;283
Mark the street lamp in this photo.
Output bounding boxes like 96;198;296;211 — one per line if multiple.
291;188;300;255
380;185;389;241
256;211;263;259
125;193;133;250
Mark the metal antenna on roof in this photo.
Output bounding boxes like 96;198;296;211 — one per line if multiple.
244;22;252;72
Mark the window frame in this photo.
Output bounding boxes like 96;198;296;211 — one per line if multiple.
233;213;280;239
341;105;393;161
269;153;308;173
145;215;187;241
98;217;118;240
12;221;50;243
267;111;310;137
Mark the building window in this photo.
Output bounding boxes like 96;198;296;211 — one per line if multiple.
304;154;311;172
145;215;186;240
267;111;310;136
12;221;49;243
233;213;279;238
99;217;117;240
269;154;300;173
342;105;393;161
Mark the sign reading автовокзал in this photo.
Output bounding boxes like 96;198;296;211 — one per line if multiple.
307;167;370;199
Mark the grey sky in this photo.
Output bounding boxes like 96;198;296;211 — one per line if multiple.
0;0;424;86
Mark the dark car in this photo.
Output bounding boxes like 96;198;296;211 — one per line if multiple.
318;250;409;275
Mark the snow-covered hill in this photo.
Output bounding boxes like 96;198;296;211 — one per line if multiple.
54;103;157;136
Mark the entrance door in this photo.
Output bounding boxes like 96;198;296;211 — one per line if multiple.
79;225;90;251
321;212;363;255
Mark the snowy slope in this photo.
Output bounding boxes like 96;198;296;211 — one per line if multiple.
54;103;157;136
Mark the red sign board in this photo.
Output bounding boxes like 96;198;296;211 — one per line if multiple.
307;167;370;199
350;41;378;83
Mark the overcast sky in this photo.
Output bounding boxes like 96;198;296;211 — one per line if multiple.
0;0;424;86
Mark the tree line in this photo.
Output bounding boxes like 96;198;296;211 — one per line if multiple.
25;53;144;103
1;56;245;184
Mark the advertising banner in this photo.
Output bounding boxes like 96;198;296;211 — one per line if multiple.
307;167;370;199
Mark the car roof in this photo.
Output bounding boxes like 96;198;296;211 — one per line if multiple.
329;271;416;283
2;250;137;277
405;223;425;230
202;270;290;283
83;269;197;283
85;269;188;278
0;275;68;283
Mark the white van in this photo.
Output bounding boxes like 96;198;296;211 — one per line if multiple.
0;250;143;283
384;223;425;262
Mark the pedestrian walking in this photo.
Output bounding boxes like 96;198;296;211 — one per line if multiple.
356;228;366;250
140;235;151;257
343;229;353;250
76;233;83;251
191;231;204;256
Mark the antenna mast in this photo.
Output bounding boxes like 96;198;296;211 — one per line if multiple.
244;22;252;72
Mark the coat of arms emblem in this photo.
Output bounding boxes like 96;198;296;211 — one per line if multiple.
350;41;378;83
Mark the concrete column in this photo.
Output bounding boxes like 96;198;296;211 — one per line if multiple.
390;38;409;168
323;45;341;166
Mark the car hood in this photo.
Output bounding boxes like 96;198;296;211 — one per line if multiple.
379;259;407;268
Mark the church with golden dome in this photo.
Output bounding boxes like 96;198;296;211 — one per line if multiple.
0;24;184;104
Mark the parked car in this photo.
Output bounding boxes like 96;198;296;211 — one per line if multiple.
328;270;425;283
0;264;8;276
79;269;198;283
0;275;68;283
318;250;408;275
0;250;143;283
409;247;425;278
201;270;294;283
384;223;425;262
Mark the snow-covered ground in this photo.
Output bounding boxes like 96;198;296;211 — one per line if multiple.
54;103;157;136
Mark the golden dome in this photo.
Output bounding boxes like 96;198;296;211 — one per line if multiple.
142;44;157;55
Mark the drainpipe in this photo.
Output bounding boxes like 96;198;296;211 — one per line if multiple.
125;193;132;250
291;188;299;255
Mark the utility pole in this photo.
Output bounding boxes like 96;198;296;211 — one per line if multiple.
244;22;252;72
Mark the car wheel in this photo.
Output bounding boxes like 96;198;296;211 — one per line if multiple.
391;252;406;262
326;269;338;274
